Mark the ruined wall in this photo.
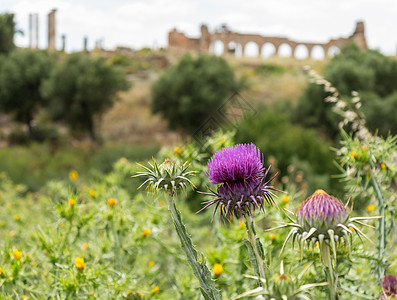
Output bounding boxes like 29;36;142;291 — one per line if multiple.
168;21;368;59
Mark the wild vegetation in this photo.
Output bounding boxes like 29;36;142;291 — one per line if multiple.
0;12;397;299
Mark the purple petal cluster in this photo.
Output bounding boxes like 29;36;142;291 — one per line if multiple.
297;190;348;231
200;143;277;220
381;274;397;298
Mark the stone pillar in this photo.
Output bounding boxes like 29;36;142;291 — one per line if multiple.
61;35;66;51
290;45;297;59
47;9;57;50
29;14;33;48
34;14;39;49
306;45;314;59
83;36;88;52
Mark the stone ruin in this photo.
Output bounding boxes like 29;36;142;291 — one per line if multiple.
168;21;367;59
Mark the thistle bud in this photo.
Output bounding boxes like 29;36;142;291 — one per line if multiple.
269;189;379;264
381;274;397;299
134;159;195;195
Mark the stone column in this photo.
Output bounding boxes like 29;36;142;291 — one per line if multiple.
61;35;66;51
48;9;56;51
29;14;33;48
34;14;39;49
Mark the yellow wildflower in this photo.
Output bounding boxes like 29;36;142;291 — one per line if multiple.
108;198;117;207
174;147;182;155
270;234;276;241
381;163;386;170
152;286;160;294
14;214;21;221
89;190;96;197
0;268;3;276
349;226;354;232
367;204;375;212
238;221;245;229
213;263;223;276
75;257;86;271
137;292;144;298
32;261;37;267
358;267;363;273
351;151;358;159
69;170;78;181
282;195;289;204
148;260;155;267
13;249;22;260
22;296;28;300
82;243;89;250
142;228;151;237
69;199;76;206
91;290;95;296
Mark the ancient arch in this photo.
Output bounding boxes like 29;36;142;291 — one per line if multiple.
168;21;367;60
278;43;293;57
311;45;325;60
294;44;309;59
244;41;260;57
261;42;276;58
211;40;224;56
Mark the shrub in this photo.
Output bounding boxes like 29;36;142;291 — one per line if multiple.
151;54;241;133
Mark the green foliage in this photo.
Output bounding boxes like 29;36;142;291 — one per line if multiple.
151;54;240;133
235;111;336;194
42;53;130;140
0;143;158;191
0;49;54;138
0;13;16;54
295;43;397;138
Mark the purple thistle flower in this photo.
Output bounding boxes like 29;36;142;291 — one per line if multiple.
199;143;278;220
297;189;349;232
381;274;397;299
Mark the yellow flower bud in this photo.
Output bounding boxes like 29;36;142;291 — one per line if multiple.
69;170;78;181
108;198;117;207
148;260;155;267
213;263;223;276
367;204;375;212
238;221;245;228
69;199;76;206
152;286;160;294
75;257;86;271
174;147;182;155
13;249;22;260
89;190;96;197
282;195;289;204
142;228;151;237
82;242;89;250
381;163;386;170
270;234;276;241
351;151;358;159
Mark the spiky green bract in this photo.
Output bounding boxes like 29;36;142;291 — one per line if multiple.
235;261;327;300
134;159;195;195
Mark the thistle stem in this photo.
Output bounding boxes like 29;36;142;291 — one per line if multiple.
243;214;266;283
371;175;386;283
166;192;221;300
320;243;338;300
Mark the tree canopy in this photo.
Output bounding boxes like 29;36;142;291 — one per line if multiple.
42;53;130;140
0;49;54;138
151;54;241;134
0;13;16;54
295;43;397;138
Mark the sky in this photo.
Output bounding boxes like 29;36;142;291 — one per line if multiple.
1;0;396;55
